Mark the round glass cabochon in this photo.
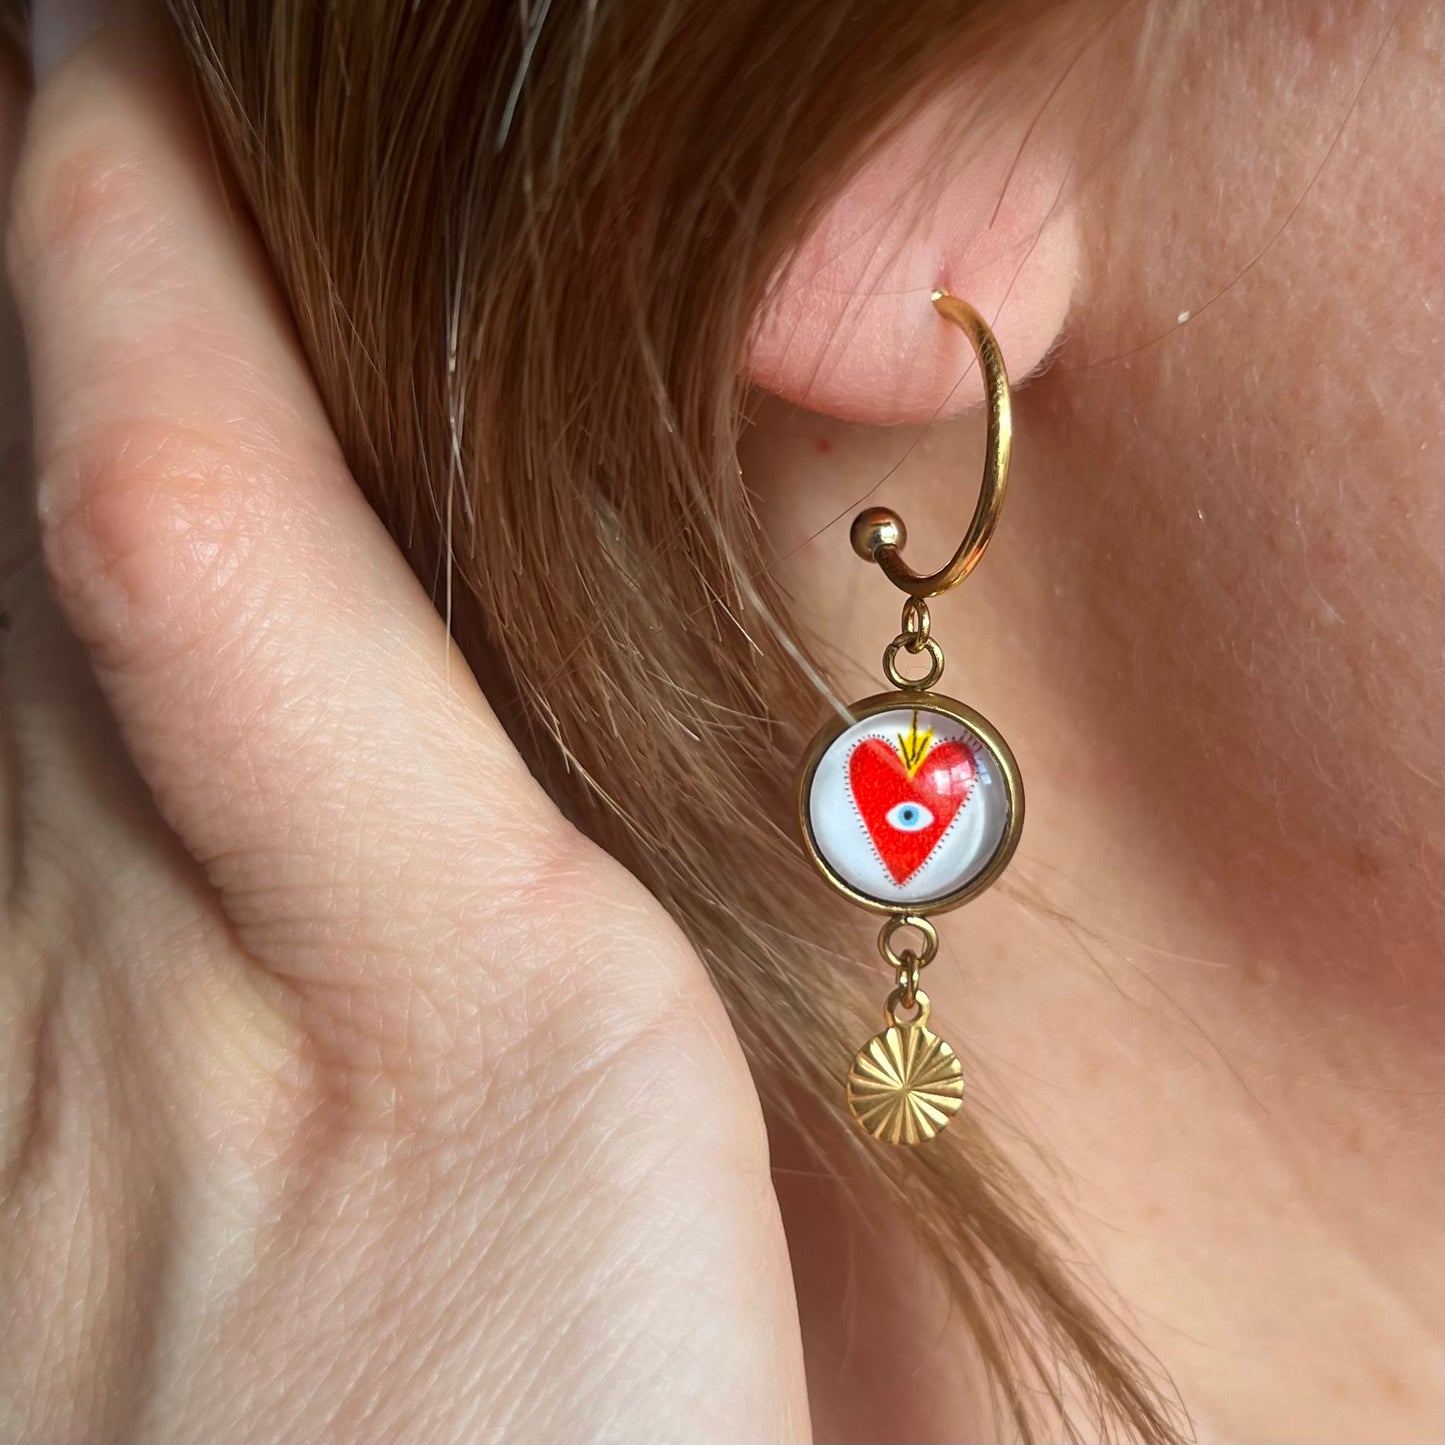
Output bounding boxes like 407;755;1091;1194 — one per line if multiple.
805;702;1014;909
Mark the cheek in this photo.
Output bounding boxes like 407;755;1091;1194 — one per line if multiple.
990;0;1445;998
1022;167;1441;995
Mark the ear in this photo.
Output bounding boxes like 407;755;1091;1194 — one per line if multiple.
746;86;1082;424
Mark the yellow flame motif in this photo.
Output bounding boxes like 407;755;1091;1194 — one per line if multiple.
896;710;934;778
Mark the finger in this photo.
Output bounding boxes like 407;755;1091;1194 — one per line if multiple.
5;14;662;1031
0;39;34;878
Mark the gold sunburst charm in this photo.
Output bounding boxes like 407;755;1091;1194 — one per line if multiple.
847;1020;964;1144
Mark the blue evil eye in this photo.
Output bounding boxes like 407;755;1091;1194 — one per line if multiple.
885;801;935;832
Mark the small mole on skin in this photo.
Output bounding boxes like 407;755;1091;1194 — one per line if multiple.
815;437;832;454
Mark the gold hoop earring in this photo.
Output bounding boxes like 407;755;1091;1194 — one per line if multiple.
796;291;1024;1146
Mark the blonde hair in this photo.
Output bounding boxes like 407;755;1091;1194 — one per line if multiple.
159;1;1183;1437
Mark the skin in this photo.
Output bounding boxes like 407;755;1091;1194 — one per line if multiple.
753;1;1443;1440
0;2;1438;1445
0;12;806;1443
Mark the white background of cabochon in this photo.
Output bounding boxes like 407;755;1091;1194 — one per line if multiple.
806;706;1011;907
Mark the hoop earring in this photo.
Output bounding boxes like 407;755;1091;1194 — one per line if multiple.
796;291;1024;1146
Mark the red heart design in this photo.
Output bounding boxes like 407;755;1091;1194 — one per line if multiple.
848;734;977;886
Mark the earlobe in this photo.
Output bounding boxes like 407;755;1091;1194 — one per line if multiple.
746;92;1081;425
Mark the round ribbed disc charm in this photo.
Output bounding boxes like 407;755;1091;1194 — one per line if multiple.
847;1021;964;1144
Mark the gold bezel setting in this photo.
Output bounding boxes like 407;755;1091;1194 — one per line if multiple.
797;689;1024;917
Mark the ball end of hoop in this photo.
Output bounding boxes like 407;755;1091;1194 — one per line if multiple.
851;507;907;563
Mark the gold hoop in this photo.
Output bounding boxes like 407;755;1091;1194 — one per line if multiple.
849;292;1012;599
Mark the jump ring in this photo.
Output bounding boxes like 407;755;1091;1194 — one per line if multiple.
883;635;945;691
885;985;931;1029
899;597;931;652
878;914;939;972
895;957;921;1008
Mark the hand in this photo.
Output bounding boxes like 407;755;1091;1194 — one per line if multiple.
0;20;807;1442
